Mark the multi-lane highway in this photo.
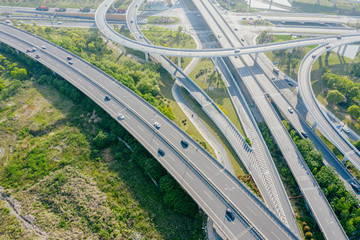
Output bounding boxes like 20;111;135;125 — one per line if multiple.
299;38;360;170
191;0;348;239
123;0;302;237
0;23;302;240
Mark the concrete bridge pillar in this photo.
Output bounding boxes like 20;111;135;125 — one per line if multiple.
145;52;149;62
311;122;317;131
111;3;115;9
254;53;259;62
52;71;56;76
289;48;294;54
213;57;217;71
15;49;19;54
337;45;342;54
269;0;273;9
142;2;145;10
105;36;109;43
342;45;348;56
120;45;125;54
343;155;348;165
333;0;337;7
315;0;319;5
178;56;181;68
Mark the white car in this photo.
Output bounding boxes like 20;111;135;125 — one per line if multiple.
117;114;124;120
288;107;293;113
154;122;161;129
343;126;350;133
41;45;46;49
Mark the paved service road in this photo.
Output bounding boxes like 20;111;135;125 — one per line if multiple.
0;23;299;240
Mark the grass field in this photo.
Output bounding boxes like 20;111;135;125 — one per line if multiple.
0;73;204;239
143;26;195;69
147;16;180;25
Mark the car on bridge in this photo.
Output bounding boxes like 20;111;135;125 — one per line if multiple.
301;131;308;138
154;122;161;129
104;95;111;101
158;148;165;157
181;140;189;148
226;208;235;221
117;114;124;120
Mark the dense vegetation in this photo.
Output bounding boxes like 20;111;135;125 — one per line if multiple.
283;121;360;237
17;22;175;121
0;33;205;239
258;123;321;239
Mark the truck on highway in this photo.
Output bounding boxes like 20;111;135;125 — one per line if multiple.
36;6;49;11
80;7;91;12
55;8;66;12
273;66;280;75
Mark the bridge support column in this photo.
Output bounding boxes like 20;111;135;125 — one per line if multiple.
15;49;19;54
343;155;348;165
120;45;125;54
178;56;181;68
52;71;56;76
311;122;317;131
105;36;109;43
213;57;217;71
337;45;342;54
145;52;149;62
315;0;319;5
289;48;294;54
333;0;337;7
269;0;273;9
142;2;145;10
342;45;348;57
254;53;259;62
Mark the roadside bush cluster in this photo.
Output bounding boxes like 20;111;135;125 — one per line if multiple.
287;123;360;236
18;23;175;120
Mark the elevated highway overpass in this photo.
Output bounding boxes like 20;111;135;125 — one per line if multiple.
0;23;300;240
124;0;300;237
95;0;360;58
299;37;360;174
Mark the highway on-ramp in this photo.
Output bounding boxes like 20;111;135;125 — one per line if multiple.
299;37;360;173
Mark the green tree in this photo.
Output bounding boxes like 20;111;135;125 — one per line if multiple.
347;105;360;119
326;90;345;104
10;68;27;80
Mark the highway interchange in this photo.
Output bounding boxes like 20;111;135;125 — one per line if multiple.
1;0;360;239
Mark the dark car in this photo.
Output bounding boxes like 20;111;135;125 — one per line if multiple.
67;56;72;60
351;182;360;192
35;54;40;59
181;140;189;148
301;131;308;138
225;208;235;221
104;95;111;101
158;148;165;157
